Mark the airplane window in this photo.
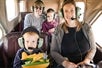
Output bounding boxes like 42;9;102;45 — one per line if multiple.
6;0;17;21
91;13;102;47
76;2;85;22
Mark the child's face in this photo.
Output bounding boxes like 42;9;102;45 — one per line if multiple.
47;12;55;22
23;32;39;53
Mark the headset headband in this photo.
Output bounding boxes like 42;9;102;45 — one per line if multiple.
22;26;39;36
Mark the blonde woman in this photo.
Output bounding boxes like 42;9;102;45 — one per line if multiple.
50;0;96;68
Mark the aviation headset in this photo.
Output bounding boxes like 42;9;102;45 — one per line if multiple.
61;0;77;19
18;26;43;49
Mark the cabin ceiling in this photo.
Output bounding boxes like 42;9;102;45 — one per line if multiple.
84;0;102;23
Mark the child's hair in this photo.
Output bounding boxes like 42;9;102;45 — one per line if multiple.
47;8;55;13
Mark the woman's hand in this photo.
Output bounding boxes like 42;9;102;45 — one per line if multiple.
62;60;77;68
77;58;91;66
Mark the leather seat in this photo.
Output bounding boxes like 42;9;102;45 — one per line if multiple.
0;32;21;68
13;12;32;32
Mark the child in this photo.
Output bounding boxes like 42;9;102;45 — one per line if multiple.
41;8;58;54
41;8;58;36
24;0;46;32
13;26;45;68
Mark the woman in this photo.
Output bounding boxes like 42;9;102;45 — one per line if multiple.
24;0;45;32
50;0;96;68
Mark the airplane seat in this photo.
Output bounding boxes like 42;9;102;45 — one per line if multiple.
13;12;32;32
93;47;102;64
1;32;21;68
19;12;32;31
40;32;49;52
0;44;5;67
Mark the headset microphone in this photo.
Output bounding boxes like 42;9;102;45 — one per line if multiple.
28;47;35;50
71;17;76;20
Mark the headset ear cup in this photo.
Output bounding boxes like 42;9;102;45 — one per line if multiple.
75;7;77;19
32;6;34;12
53;13;55;19
61;8;64;17
42;7;45;13
37;38;43;48
18;37;24;48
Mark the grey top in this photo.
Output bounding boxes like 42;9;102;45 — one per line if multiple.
51;22;96;65
24;13;45;31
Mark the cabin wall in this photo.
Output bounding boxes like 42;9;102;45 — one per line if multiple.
27;0;59;12
0;0;19;33
0;0;7;33
44;0;59;12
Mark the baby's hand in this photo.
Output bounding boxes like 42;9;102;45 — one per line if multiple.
48;28;55;33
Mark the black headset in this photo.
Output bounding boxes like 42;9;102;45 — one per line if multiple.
18;26;43;49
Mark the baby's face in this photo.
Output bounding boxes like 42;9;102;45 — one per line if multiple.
47;12;55;22
23;32;39;53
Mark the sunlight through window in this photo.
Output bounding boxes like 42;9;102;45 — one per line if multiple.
91;14;102;47
6;0;17;21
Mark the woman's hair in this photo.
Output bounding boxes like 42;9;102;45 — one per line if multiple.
34;0;44;7
62;0;76;9
47;8;55;13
